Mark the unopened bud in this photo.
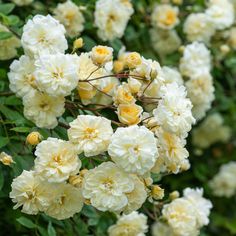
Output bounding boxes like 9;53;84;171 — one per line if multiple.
178;45;185;53
169;191;180;200
220;44;230;54
151;185;164;200
91;45;113;65
125;52;142;69
0;152;14;166
69;175;83;187
26;132;42;145
73;38;84;50
144;177;153;186
113;60;124;73
80;169;88;177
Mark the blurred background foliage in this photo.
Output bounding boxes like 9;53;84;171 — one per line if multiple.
0;0;235;235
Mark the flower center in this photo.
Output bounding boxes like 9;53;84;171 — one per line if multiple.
39;102;50;111
102;179;114;191
161;10;176;26
52;69;64;80
27;74;37;88
65;10;76;21
84;127;98;139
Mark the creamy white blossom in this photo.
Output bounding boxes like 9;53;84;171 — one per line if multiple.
151;4;179;30
183;188;212;227
54;0;84;38
192;113;231;149
184;13;215;43
179;42;211;78
21;15;68;57
162;66;183;86
150;28;181;55
152;221;176;236
162;198;199;236
68;115;113;156
209;162;236;197
123;175;147;214
94;0;134;41
152;128;189;174
108;211;148;236
45;183;83;220
23;90;65;129
34;138;81;183
82;162;134;212
185;72;215;120
10;170;53;215
35;53;78;97
8;55;36;98
206;0;235;30
108;125;158;175
153;82;195;136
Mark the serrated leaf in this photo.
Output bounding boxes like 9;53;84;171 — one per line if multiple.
16;217;36;229
0;31;13;40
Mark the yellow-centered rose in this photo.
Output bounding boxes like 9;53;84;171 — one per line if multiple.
125;52;142;69
117;103;143;125
114;84;136;105
91;45;113;65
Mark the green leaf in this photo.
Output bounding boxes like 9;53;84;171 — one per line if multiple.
48;222;56;236
0;104;26;125
16;217;36;229
4;96;22;106
0;3;15;15
37;226;49;236
0;31;13;40
83;36;97;51
6;15;20;26
0;170;4;191
0;137;9;148
10;127;31;133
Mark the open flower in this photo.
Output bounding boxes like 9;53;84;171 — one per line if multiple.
82;162;134;212
45;183;84;220
8;55;36;98
35;53;78;97
108;211;148;236
108;125;158;175
54;0;84;38
10;171;54;215
34;138;81;183
68;115;113;156
23;90;65;129
151;4;179;30
21;15;67;57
